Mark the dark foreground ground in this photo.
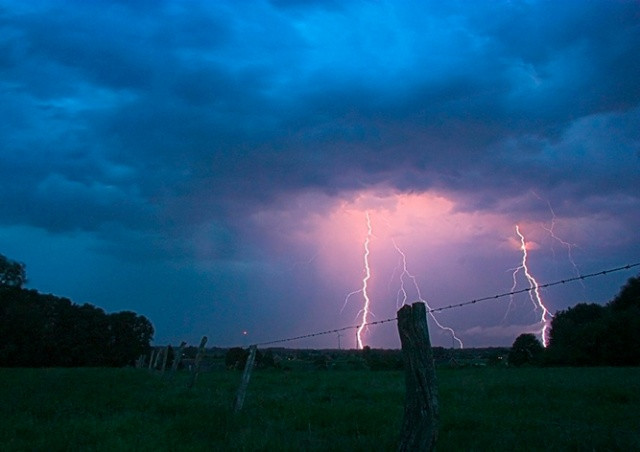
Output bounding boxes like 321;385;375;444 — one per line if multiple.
1;366;638;450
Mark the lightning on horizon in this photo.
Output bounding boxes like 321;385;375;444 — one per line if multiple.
512;225;553;347
392;239;464;349
342;212;373;350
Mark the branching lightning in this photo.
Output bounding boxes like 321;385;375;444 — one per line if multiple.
344;211;464;349
512;225;553;347
543;204;583;284
532;192;583;281
342;212;373;349
393;239;464;348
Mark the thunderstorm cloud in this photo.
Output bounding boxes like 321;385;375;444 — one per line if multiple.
1;0;639;347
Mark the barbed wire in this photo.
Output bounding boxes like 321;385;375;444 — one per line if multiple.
429;262;640;313
254;316;397;347
252;261;640;348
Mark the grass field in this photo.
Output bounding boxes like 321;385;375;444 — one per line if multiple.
1;366;639;451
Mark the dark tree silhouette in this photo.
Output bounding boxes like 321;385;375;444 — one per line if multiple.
259;349;275;368
607;276;640;312
107;311;154;366
600;309;640;366
546;303;607;366
54;301;110;366
0;287;48;366
546;275;640;366
0;253;27;288
508;333;544;366
0;285;154;367
602;275;640;365
225;347;249;369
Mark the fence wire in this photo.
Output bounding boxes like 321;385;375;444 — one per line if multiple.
252;261;640;348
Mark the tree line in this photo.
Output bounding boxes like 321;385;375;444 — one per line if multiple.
0;253;153;367
509;274;640;367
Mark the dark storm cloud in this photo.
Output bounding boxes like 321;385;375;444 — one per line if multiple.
1;0;639;258
1;0;639;348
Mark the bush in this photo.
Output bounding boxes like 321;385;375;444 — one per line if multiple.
508;333;544;367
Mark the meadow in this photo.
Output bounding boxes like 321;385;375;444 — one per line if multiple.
1;366;639;451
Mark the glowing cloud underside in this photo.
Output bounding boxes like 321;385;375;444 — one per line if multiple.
293;190;577;347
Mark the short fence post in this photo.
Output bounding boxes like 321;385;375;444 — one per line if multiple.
234;345;257;413
188;336;208;389
153;347;162;369
171;341;187;373
160;345;169;375
397;302;439;451
135;355;145;369
148;349;156;370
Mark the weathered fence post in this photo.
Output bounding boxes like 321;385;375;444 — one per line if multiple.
234;345;257;413
148;349;156;370
188;336;208;389
171;341;187;373
135;354;145;369
153;347;162;369
397;302;439;452
160;345;169;374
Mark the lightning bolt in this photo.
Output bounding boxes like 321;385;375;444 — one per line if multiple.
392;239;464;349
342;212;373;349
532;192;583;281
543;203;583;284
512;225;553;347
503;264;520;322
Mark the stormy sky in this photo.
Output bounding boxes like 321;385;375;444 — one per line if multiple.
1;0;639;349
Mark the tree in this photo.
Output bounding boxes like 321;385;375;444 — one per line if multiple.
0;253;27;288
54;301;110;366
600;309;640;366
546;275;640;367
225;347;248;369
0;287;49;366
259;349;275;368
603;274;640;365
508;333;544;366
546;303;607;366
0;283;155;367
607;275;640;312
106;311;154;367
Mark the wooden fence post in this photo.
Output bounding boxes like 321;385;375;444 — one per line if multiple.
234;345;257;413
135;355;145;369
171;341;187;373
160;345;169;374
153;347;162;369
148;349;156;370
188;336;208;389
397;302;439;452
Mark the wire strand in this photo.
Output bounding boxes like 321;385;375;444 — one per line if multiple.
428;262;640;313
251;261;640;348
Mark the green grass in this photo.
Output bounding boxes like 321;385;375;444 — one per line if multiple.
437;367;640;450
1;367;639;450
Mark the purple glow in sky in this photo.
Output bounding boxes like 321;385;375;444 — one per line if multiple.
1;0;639;348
